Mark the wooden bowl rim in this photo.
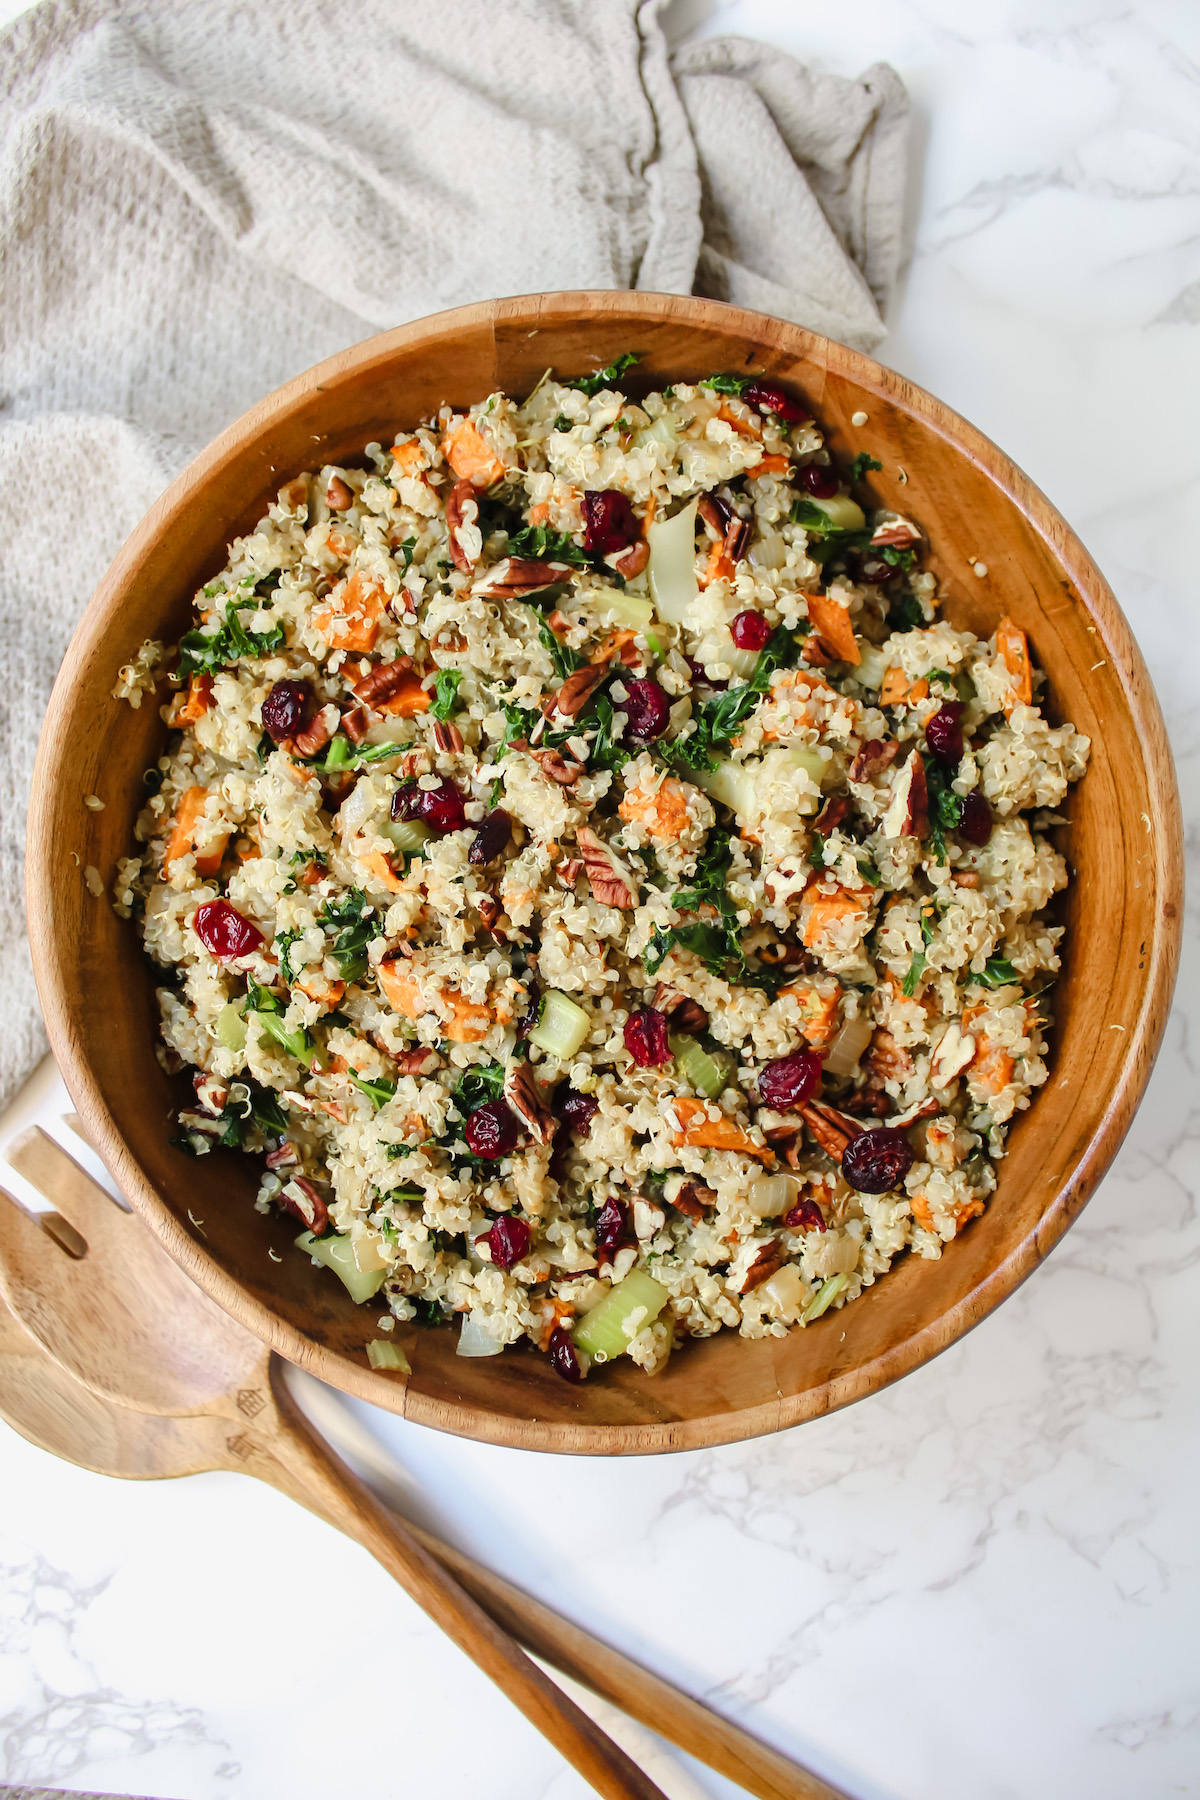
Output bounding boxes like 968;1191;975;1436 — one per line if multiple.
28;291;1183;1454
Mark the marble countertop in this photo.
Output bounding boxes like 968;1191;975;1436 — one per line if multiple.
1;2;1197;1796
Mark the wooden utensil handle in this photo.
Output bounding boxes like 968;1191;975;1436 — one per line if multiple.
266;1361;667;1800
252;1408;845;1800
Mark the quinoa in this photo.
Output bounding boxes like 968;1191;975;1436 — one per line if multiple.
117;360;1090;1380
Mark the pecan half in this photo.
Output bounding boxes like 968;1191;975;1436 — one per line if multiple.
279;1176;329;1236
472;557;571;599
326;475;353;512
870;517;922;549
551;662;609;721
433;721;464;753
849;738;899;783
576;826;637;909
866;1029;915;1083
353;657;416;709
341;702;370;745
672;1180;716;1221
798;1099;865;1162
737;1237;784;1294
652;984;708;1035
265;1140;300;1170
891;1094;941;1129
476;893;502;931
446;479;481;573
840;1087;893;1118
504;1061;556;1146
534;749;583;786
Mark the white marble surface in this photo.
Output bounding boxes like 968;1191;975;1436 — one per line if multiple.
2;1;1198;1795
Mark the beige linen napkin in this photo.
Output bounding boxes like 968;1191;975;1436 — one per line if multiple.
0;0;908;1110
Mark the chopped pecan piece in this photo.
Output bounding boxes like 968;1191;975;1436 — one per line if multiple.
551;662;609;721
341;702;370;745
399;748;432;780
472;557;570;599
651;983;708;1035
672;1180;716;1221
446;479;481;573
326;475;354;511
612;539;650;579
433;721;464;753
290;703;338;759
504;1061;556;1146
697;495;726;539
849;737;899;783
797;1099;865;1162
352;657;416;709
812;795;850;835
879;748;929;839
555;857;583;889
534;749;583;785
891;1094;941;1128
265;1140;300;1170
394;1047;442;1076
870;517;922;549
576;826;637;909
192;1071;229;1116
279;1176;329;1236
866;1029;915;1082
476;893;502;931
840;1087;893;1118
952;871;979;888
755;939;814;971
737;1237;784;1294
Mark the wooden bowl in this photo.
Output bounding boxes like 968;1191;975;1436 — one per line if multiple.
28;293;1183;1454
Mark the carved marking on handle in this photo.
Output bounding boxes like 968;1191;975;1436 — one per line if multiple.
225;1433;253;1461
237;1387;265;1417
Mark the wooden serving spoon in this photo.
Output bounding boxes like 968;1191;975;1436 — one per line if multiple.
0;1125;848;1800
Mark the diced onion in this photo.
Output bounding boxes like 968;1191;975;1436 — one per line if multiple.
747;1173;801;1218
761;1263;806;1321
528;989;591;1060
596;590;655;631
456;1314;505;1358
295;1230;387;1304
822;1012;874;1079
691;629;759;682
854;642;891;691
216;1001;247;1052
694;757;758;820
750;533;787;570
633;415;679;450
807;493;865;532
787;746;829;787
647;498;699;626
351;1228;389;1273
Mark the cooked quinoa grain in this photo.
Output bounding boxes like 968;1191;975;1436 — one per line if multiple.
119;360;1090;1378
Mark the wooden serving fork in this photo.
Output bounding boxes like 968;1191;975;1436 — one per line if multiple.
0;1124;847;1800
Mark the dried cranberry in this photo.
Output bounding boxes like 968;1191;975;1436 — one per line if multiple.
392;777;466;835
469;808;511;866
583;489;639;556
594;1196;628;1251
730;610;773;652
925;702;966;765
857;556;900;587
464;1099;520;1159
799;463;839;501
261;679;312;744
783;1196;827;1233
958;788;992;846
624;1007;672;1067
486;1215;531;1269
685;655;727;690
557;1089;599;1134
742;379;810;425
841;1127;913;1194
619;678;670;743
548;1325;582;1383
193;900;264;960
757;1050;822;1110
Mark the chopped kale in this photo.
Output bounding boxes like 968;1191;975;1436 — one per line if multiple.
453;1060;507;1112
243;978;318;1065
588;691;632;775
395;536;417;572
977;957;1019;989
496;700;539;759
563;352;640;398
410;1295;453;1327
538;618;584;679
923;753;964;861
646;830;744;980
177;597;286;678
319;889;383;982
429;669;463;721
507;523;589;566
349;1072;398;1108
698;372;751;396
274;928;304;982
552;414;573;433
810;831;827;870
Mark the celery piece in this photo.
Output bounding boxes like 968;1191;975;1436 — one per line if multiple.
808;493;865;532
596;590;655;632
384;819;432;854
647;497;699;626
295;1230;387;1304
669;1033;729;1100
528;989;591;1060
216;1001;247;1052
572;1269;669;1362
366;1339;410;1372
801;1271;850;1324
693;757;758;820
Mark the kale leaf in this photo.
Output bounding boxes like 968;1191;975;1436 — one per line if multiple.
698;372;751;396
849;453;883;483
507;524;589;566
429;669;463;721
177;596;286;678
562;352;640;398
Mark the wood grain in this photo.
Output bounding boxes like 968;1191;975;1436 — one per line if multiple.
25;291;1184;1455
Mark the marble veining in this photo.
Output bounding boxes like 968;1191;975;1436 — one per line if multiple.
1;1;1197;1795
